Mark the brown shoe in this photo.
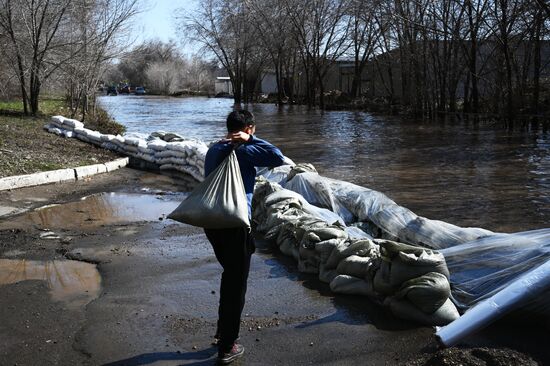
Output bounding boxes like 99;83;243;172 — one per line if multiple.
218;343;244;364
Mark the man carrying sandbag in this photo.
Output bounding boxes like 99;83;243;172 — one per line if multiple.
205;110;285;364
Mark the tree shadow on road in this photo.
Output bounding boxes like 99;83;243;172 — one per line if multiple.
101;346;218;366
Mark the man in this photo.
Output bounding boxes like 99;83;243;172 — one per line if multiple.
204;110;285;364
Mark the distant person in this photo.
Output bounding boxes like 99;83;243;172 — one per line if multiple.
204;110;285;364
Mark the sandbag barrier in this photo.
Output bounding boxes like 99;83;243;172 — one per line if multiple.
44;117;550;331
252;177;459;326
45;116;208;182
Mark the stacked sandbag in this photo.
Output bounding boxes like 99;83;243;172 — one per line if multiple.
158;140;207;182
252;178;459;326
43;116;208;183
43;115;85;138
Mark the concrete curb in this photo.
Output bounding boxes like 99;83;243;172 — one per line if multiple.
0;157;129;191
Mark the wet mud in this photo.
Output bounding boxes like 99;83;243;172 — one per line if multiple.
0;168;548;365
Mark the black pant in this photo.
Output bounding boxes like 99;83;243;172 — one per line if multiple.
204;227;255;351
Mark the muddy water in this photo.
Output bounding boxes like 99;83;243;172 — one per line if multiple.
98;96;550;233
0;259;100;307
0;192;184;231
19;192;183;229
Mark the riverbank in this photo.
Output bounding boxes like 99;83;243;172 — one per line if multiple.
0;99;124;178
0;169;546;365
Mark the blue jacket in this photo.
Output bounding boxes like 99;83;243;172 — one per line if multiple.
204;135;285;216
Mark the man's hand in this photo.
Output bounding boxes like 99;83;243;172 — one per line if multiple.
227;131;251;143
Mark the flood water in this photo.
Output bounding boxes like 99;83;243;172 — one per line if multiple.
21;192;183;229
0;259;101;308
98;95;550;233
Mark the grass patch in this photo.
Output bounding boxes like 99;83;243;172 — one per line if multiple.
0;109;121;178
85;107;126;135
0;97;66;116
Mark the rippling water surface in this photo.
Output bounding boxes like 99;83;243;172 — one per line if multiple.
98;95;550;233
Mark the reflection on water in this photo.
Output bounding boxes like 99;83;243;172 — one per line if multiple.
98;96;550;233
0;259;101;308
23;193;182;229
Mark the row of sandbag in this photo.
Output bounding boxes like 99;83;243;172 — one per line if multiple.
252;177;460;326
44;116;208;182
280;168;493;250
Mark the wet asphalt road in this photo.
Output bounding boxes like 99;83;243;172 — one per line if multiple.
0;168;547;365
0;168;434;365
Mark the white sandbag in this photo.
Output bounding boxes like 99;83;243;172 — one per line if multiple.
148;139;168;151
100;134;117;142
325;239;376;270
121;145;139;154
123;137;142;147
137;146;155;155
63;118;84;129
61;130;74;138
136;152;157;163
155;149;180;158
47;126;63;135
313;238;342;263
51;115;65;125
375;239;449;286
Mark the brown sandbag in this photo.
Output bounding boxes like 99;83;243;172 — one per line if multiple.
373;259;396;295
330;275;377;297
385;297;459;326
375;239;449;286
336;255;373;279
390;250;449;286
394;272;451;314
319;264;339;284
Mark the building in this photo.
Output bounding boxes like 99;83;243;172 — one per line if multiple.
214;76;233;95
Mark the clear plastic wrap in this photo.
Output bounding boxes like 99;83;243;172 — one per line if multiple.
284;172;493;249
440;229;550;309
270;169;550;335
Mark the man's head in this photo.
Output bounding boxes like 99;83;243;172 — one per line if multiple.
226;110;256;135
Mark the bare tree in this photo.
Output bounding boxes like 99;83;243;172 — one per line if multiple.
62;0;140;120
0;0;72;115
177;0;255;104
284;0;352;108
347;0;382;98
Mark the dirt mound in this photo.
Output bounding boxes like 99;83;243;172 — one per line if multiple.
407;347;539;366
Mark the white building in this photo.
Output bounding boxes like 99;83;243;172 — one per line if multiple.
214;76;233;95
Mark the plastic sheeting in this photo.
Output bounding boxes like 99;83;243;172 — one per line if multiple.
440;229;550;309
284;172;493;248
278;168;550;339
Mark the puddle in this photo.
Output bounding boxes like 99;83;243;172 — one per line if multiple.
0;259;101;308
14;193;184;229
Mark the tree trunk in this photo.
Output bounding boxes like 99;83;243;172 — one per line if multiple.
532;8;542;114
351;52;360;97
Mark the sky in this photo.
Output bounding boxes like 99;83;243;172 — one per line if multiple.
134;0;199;54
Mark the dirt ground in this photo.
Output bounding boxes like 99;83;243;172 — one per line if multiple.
0;115;121;178
0;168;548;365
